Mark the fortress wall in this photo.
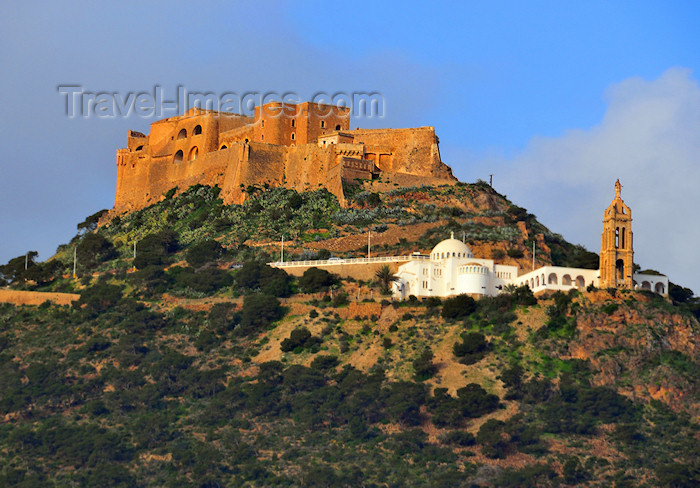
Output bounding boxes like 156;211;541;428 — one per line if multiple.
114;147;232;212
352;127;454;180
217;114;254;133
283;144;335;191
340;159;375;182
220;142;287;205
324;158;346;206
219;125;255;147
276;261;400;281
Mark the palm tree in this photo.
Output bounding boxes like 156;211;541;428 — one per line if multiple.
375;265;398;295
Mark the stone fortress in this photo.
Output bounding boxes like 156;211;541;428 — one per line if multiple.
114;101;455;213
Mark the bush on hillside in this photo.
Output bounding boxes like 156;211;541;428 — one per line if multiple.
413;348;438;381
186;239;224;268
280;326;322;353
133;230;179;269
237;294;284;336
453;332;489;365
298;267;338;293
441;294;477;319
235;260;294;297
76;233;117;271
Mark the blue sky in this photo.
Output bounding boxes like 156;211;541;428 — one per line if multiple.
1;1;699;291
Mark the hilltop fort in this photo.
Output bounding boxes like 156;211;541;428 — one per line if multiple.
114;101;456;213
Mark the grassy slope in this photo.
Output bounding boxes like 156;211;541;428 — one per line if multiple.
0;183;698;487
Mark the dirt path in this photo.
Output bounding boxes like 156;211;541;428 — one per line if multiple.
0;288;80;306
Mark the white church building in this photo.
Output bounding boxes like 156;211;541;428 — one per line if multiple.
392;181;668;299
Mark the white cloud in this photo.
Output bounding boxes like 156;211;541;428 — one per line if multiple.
493;67;700;292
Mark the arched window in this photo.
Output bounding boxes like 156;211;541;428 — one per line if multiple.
321;120;326;128
616;259;624;281
575;276;585;288
193;125;202;135
291;119;296;127
548;273;558;285
615;227;619;248
188;146;198;161
261;135;264;141
291;133;295;141
641;281;651;290
655;282;665;294
220;145;227;150
622;227;626;248
174;150;183;163
135;145;143;151
563;274;572;286
336;124;341;130
177;128;187;139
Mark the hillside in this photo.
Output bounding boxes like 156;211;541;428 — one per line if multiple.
0;182;698;487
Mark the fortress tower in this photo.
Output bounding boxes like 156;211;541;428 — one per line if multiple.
599;179;634;289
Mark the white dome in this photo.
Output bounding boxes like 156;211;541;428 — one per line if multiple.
431;233;473;260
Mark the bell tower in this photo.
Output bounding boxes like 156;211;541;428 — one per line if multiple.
599;179;634;289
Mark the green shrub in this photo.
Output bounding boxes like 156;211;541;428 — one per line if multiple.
298;267;338;293
133;229;179;269
457;384;500;418
491;249;506;259
238;294;284;336
440;430;475;447
170;266;233;293
507;248;524;258
280;326;322;353
441;294;476;319
476;419;507;458
453;332;489;364
413;348;437;381
186;239;224;267
234;260;293;297
75;233;117;271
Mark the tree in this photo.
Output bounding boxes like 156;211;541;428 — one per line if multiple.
235;260;293;297
413;348;438;381
374;265;398;294
186;239;224;268
238;294;284;335
476;419;507;458
280;326;322;353
669;282;694;304
133;230;179;269
76;209;108;234
298;267;338;293
77;283;124;313
441;294;476;319
0;252;38;284
76;233;117;271
453;332;489;364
